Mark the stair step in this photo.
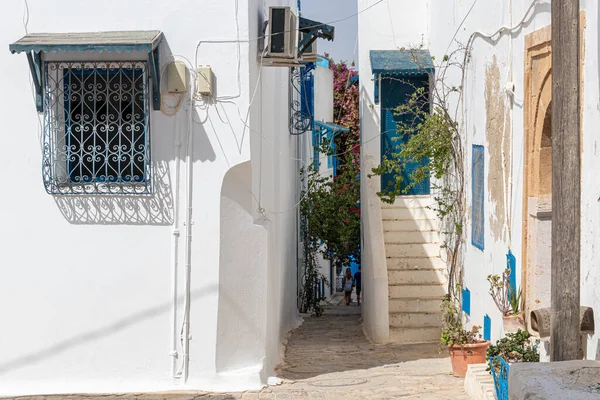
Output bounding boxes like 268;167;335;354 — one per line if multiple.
389;284;447;298
383;220;439;232
387;256;446;270
389;298;445;313
385;243;441;258
381;195;435;209
389;326;441;344
384;230;440;244
388;269;448;285
382;207;436;221
465;364;497;400
389;312;442;328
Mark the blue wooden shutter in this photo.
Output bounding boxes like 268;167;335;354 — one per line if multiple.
472;145;485;249
462;288;471;316
312;130;319;171
484;315;491;341
507;250;516;296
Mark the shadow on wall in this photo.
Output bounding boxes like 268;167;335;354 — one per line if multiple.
52;43;218;226
216;161;269;376
0;285;217;376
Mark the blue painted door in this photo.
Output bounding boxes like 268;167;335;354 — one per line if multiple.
380;75;430;195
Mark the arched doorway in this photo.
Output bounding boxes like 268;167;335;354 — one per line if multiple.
523;25;553;329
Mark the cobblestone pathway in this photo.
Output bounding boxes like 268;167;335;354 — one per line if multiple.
10;299;467;400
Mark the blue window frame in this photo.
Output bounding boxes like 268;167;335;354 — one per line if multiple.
374;75;380;104
462;288;471;316
472;145;485;250
43;61;151;195
483;314;491;341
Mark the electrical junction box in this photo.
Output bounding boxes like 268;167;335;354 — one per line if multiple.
197;65;213;96
167;61;188;93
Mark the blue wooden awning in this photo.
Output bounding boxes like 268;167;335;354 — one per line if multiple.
346;74;359;89
370;49;434;76
314;121;350;135
9;31;163;54
9;31;164;111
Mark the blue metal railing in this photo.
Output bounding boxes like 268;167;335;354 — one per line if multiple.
490;356;510;400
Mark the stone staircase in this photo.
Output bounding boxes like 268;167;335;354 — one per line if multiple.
464;364;497;400
382;196;447;344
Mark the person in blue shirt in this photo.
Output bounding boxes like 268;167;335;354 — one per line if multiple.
353;266;361;306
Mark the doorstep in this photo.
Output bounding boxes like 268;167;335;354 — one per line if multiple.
464;363;497;400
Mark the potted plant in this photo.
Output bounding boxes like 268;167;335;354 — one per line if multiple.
440;296;490;377
487;269;525;333
486;329;540;400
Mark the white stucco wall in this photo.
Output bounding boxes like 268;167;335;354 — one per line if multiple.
0;0;301;395
359;0;600;356
429;0;600;354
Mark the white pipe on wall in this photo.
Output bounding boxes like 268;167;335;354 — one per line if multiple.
181;87;195;383
170;116;182;378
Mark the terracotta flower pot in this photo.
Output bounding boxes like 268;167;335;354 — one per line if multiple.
502;313;526;333
448;341;491;377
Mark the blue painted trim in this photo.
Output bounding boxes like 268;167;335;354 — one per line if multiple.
26;51;43;112
149;48;160;110
374;75;380;104
484;315;491;341
472;145;485;250
462;288;471;316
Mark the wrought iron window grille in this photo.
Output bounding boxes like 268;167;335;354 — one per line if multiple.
43;61;152;195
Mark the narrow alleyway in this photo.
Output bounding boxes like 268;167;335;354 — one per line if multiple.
10;297;467;400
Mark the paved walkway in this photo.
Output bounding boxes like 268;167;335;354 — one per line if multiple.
10;298;467;400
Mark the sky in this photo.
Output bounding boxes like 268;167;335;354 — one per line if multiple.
300;0;359;67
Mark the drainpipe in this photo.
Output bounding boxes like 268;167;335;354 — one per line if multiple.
170;116;182;378
181;89;195;383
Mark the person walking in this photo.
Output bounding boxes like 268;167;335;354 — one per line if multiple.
342;268;353;306
353;266;362;306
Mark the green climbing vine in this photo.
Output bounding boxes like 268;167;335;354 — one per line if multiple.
370;47;467;299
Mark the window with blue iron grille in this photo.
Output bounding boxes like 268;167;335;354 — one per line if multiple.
43;61;151;195
472;145;485;249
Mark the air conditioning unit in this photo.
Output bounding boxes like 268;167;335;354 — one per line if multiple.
299;32;317;62
266;6;297;59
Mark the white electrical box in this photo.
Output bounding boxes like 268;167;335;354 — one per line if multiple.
167;61;188;93
197;66;213;96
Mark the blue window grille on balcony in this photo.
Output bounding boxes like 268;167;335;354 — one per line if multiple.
462;287;471;316
484;314;491;341
300;69;314;124
472;145;485;249
490;356;509;400
43;61;151;195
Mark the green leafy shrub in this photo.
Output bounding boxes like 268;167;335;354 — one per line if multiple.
486;329;540;372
